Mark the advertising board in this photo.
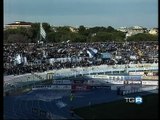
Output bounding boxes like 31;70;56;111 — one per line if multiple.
71;84;91;91
52;85;71;90
142;81;158;85
127;81;142;84
129;72;144;75
32;85;71;90
52;80;71;84
142;76;158;80
104;80;124;84
124;75;142;81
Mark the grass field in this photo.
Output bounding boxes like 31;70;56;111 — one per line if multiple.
73;94;159;119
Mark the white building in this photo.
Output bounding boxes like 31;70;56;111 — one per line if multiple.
5;21;32;30
117;27;128;32
126;26;147;37
117;26;147;38
149;28;158;35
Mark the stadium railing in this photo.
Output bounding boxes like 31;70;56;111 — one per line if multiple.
4;63;158;93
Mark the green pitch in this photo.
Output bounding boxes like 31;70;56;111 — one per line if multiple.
73;94;158;119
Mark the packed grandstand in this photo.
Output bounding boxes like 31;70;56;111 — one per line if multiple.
4;41;158;119
4;41;158;75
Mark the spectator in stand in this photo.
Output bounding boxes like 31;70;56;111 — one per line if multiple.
3;41;158;76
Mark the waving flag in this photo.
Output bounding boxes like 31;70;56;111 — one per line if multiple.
15;54;22;64
87;47;98;58
89;47;98;53
40;23;46;39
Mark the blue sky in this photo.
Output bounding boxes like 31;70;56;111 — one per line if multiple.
4;0;158;28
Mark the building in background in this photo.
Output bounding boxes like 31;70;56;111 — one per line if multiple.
116;27;128;32
149;28;158;35
117;26;147;37
127;26;147;36
5;21;32;30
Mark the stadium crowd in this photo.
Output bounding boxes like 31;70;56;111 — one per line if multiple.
4;41;158;75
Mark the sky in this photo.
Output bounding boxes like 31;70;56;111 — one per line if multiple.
4;0;158;28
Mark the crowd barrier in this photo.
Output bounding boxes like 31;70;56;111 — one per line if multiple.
4;63;158;92
118;85;158;96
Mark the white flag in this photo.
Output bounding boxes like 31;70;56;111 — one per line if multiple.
15;54;22;64
40;23;46;39
87;50;94;58
86;47;98;58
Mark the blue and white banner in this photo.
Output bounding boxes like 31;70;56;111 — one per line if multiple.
87;47;98;58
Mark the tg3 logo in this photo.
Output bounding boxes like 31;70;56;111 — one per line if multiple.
124;96;143;104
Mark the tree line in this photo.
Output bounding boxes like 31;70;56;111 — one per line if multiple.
4;22;158;43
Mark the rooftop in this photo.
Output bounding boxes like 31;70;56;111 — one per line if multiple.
7;21;33;25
